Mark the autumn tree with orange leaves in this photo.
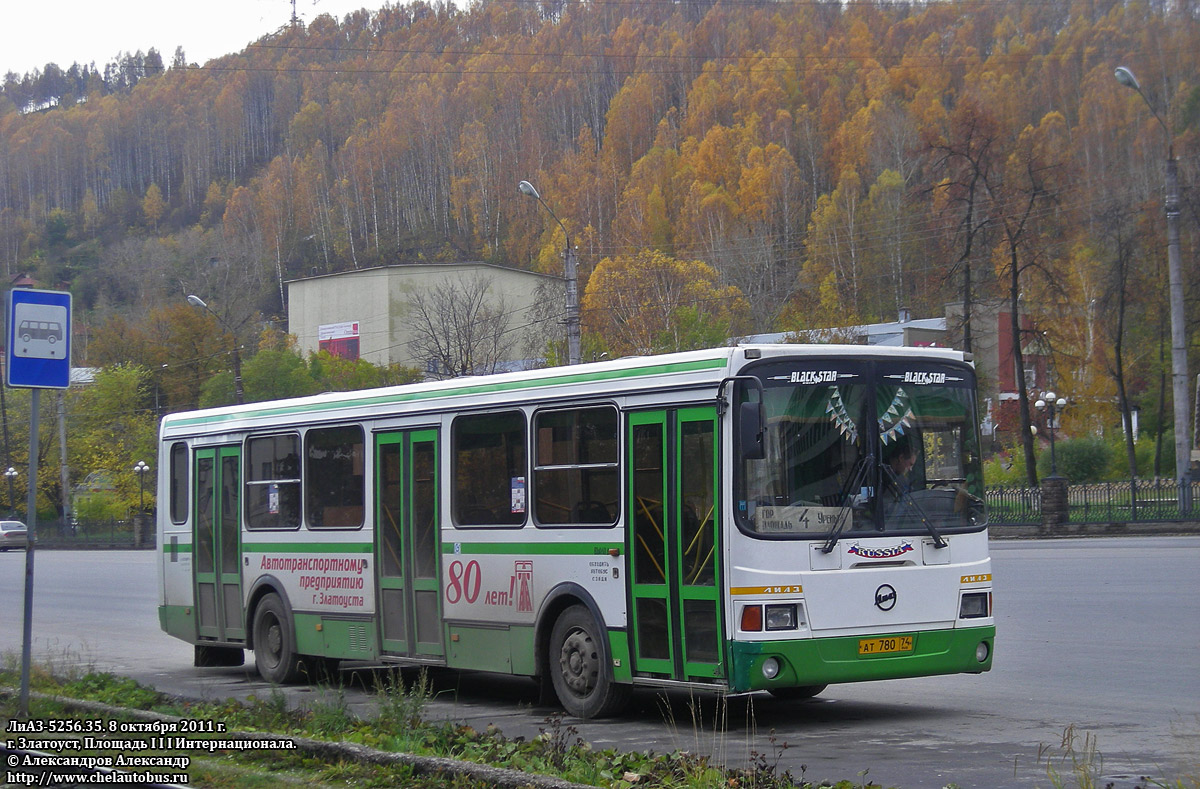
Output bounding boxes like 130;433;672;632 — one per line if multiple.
581;250;749;358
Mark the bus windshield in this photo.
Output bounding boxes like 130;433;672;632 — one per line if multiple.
737;357;986;541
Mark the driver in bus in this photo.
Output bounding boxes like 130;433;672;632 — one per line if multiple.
881;434;918;507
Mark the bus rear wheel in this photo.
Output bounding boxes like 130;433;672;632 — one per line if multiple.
768;684;827;700
252;593;301;684
549;605;629;719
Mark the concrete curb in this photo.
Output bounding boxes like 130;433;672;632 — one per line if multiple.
2;688;597;789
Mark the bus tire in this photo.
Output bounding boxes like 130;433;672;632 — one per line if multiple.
768;684;827;700
252;593;302;684
549;605;629;719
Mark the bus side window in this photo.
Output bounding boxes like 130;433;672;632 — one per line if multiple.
305;426;365;529
169;442;188;524
533;406;619;527
452;411;527;527
245;434;302;529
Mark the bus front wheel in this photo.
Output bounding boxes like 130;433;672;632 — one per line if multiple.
548;605;629;719
252;593;301;684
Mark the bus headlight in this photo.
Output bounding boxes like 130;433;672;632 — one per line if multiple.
959;592;990;619
765;604;798;631
761;657;781;679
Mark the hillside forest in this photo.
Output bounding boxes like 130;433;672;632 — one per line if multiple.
1;0;1198;514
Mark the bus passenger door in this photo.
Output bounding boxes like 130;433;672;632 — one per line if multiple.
375;430;444;659
194;445;244;643
627;408;723;682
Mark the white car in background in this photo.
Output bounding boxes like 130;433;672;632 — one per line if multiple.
0;520;28;551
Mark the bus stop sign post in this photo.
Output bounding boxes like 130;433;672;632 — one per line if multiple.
7;288;72;718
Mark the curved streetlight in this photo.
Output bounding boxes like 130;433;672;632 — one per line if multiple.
5;466;17;515
518;180;581;365
133;460;150;512
186;295;244;404
1114;66;1190;493
1035;392;1068;477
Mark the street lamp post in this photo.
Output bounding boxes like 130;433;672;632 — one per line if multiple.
518;180;581;366
134;461;149;512
186;295;244;404
5;467;17;515
1115;66;1191;495
1035;392;1067;477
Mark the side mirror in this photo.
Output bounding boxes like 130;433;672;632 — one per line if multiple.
739;401;765;461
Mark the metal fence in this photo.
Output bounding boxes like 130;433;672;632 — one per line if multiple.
986;478;1199;525
28;516;152;549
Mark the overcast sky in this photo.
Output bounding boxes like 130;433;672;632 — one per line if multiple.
3;0;378;77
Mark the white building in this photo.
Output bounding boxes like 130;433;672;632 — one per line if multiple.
286;262;563;372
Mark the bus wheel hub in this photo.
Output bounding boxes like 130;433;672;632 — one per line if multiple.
266;623;282;656
560;629;596;694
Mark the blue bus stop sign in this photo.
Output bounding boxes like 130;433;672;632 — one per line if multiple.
7;288;71;389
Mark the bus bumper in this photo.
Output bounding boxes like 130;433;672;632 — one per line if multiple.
728;625;994;693
158;604;195;643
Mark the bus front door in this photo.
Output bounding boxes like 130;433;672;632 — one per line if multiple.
628;407;723;682
375;429;444;659
194;446;244;643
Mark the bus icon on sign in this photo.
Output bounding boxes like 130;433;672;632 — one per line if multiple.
19;319;63;343
13;303;69;359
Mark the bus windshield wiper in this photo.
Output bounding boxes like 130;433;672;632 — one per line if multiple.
881;463;948;549
822;452;872;553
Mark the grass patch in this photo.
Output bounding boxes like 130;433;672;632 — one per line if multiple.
58;672;166;709
1036;724;1200;789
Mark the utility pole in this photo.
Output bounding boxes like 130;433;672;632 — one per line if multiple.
962;264;972;355
518;180;581;365
1;356;12;506
563;243;581;367
1164;153;1192;500
1115;66;1191;499
58;393;69;527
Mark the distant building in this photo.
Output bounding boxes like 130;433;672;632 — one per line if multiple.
740;304;1050;448
71;367;98;386
71;470;118;518
286;262;563;372
740;308;948;348
944;300;1050;445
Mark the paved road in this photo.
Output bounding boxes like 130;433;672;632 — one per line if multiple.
2;537;1197;788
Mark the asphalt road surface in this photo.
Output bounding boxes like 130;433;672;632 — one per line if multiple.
2;536;1197;788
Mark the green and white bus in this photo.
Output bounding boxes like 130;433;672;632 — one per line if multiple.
157;344;994;717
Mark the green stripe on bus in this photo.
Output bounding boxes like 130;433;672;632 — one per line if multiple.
166;356;728;428
442;542;622;556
